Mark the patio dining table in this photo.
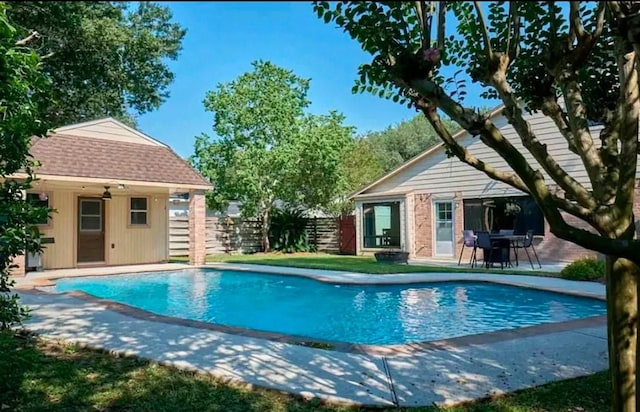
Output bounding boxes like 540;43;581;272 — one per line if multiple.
488;234;525;267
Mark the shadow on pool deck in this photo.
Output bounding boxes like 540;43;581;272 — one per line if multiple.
17;290;608;407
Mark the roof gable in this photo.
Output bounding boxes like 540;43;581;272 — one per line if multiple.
53;118;167;147
24;118;212;189
351;105;506;198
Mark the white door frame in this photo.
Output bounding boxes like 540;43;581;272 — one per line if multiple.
432;199;455;257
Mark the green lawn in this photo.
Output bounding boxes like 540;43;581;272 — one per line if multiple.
0;332;610;411
172;252;560;277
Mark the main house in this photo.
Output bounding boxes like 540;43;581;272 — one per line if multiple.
8;118;212;275
350;106;640;264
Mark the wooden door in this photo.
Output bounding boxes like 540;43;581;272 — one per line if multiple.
77;198;105;263
339;215;356;255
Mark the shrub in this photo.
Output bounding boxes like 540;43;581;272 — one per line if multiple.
560;257;605;281
269;207;316;253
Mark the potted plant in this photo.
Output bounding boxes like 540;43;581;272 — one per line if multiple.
374;249;409;264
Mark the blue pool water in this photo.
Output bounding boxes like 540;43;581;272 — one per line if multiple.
54;269;606;345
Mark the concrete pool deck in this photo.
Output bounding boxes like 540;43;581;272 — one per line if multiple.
16;263;608;407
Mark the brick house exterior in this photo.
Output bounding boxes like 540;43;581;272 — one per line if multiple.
351;106;640;264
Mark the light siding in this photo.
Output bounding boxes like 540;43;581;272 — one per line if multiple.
39;191;75;269
106;194;168;265
34;189;169;269
54;119;162;146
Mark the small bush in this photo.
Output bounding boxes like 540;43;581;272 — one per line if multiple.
560;257;605;281
269;207;315;253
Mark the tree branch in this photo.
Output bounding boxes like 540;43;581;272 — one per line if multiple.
614;36;639;228
559;77;606;195
474;1;493;59
415;1;430;50
540;96;579;154
550;195;597;225
569;1;586;43
508;3;521;61
419;102;529;193
548;213;640;265
594;1;606;39
485;59;597;209
437;1;446;50
598;110;621;203
15;31;40;46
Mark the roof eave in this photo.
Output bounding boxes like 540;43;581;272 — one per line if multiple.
7;172;213;191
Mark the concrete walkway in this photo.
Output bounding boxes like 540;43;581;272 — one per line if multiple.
18;264;608;407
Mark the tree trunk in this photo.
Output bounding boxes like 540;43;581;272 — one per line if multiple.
261;208;270;253
606;255;639;411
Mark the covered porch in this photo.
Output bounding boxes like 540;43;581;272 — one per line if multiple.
11;175;209;276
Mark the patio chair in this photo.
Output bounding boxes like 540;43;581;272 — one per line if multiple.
458;230;477;266
498;229;514;235
513;229;541;269
476;231;507;269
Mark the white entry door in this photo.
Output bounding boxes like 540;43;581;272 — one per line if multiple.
434;201;455;256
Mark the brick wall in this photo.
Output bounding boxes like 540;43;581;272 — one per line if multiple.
413;193;432;258
188;190;207;266
534;212;600;264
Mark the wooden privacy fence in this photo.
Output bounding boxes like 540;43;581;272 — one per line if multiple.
169;216;339;257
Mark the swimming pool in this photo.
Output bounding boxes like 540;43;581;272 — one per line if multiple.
54;269;606;345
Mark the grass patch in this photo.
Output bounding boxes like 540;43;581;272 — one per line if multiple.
0;331;610;411
172;252;560;277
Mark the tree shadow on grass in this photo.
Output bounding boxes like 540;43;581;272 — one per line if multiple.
0;331;611;412
0;332;363;412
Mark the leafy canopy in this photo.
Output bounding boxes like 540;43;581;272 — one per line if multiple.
0;3;51;329
192;60;354;220
7;1;186;127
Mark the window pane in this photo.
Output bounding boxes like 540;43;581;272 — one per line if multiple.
130;211;147;225
463;199;483;231
80;216;101;231
131;197;147;211
362;202;400;248
463;196;544;235
81;200;101;215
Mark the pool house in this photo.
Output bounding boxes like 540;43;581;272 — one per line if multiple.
7;118;212;275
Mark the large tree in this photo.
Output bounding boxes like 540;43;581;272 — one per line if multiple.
192;60;353;251
7;1;185;127
0;3;51;328
315;1;640;409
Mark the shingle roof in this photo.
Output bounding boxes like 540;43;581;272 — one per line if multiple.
29;133;211;188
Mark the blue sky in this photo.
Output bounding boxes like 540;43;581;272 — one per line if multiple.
136;2;489;158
